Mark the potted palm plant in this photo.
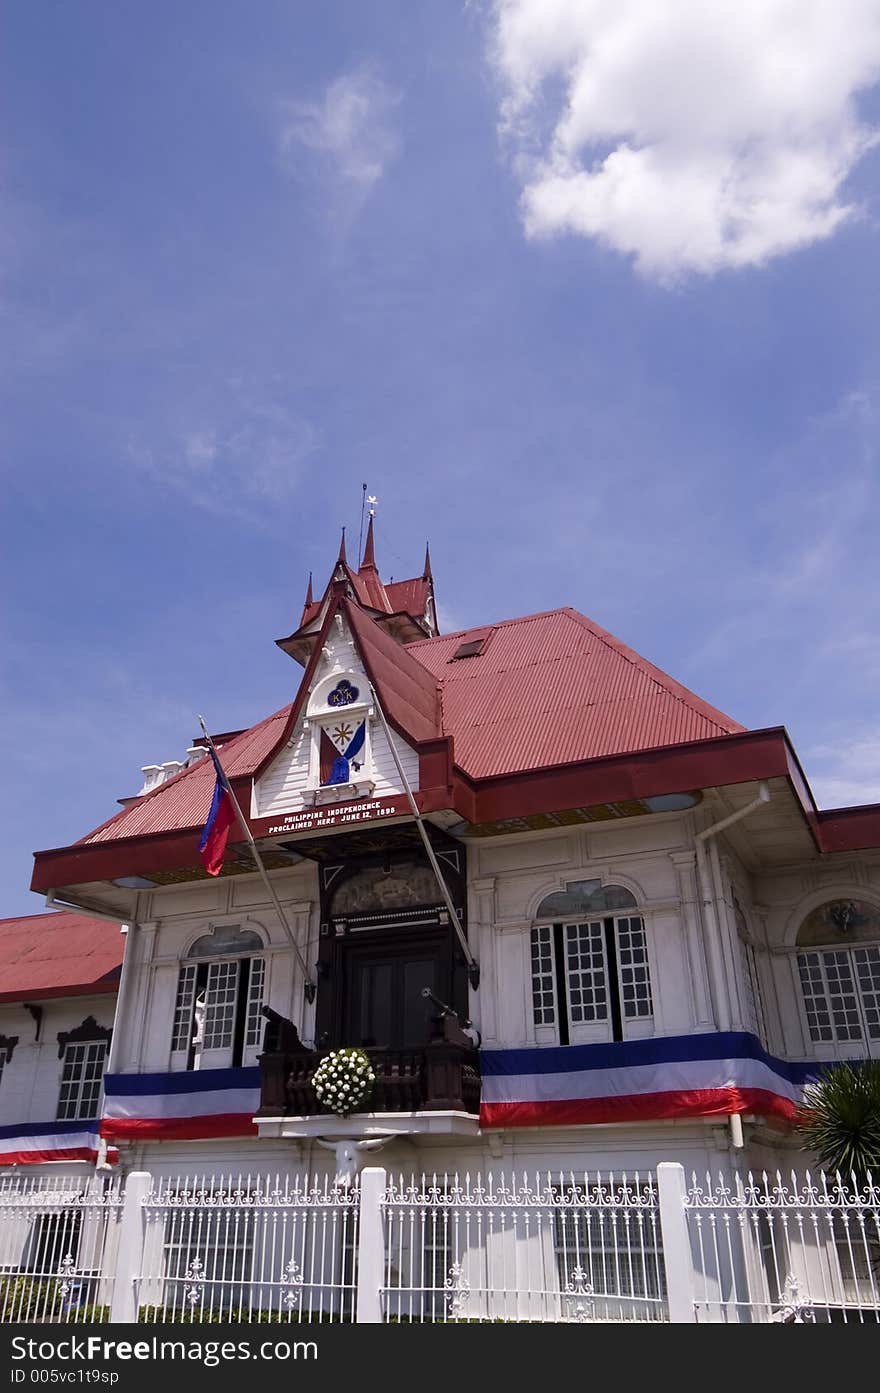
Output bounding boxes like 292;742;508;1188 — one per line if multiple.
796;1060;880;1184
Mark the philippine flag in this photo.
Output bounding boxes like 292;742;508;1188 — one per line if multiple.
198;747;237;876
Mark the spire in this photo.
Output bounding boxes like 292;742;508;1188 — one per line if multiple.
361;513;377;570
304;572;313;607
337;527;347;564
423;541;432;579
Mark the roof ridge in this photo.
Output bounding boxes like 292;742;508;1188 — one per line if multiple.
407;607;576;648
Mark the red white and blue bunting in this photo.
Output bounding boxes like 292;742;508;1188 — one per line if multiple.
479;1032;819;1129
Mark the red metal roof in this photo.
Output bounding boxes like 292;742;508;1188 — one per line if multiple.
343;598;442;744
70;604;741;847
0;911;123;1003
409;608;744;779
385;576;430;619
80;705;293;845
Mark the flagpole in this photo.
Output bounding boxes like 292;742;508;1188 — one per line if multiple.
198;717;317;1003
367;685;480;988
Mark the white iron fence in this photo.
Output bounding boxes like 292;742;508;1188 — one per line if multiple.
136;1172;359;1323
684;1170;880;1323
381;1171;666;1322
0;1173;122;1322
0;1164;877;1324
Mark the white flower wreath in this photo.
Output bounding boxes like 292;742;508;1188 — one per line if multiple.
311;1047;376;1117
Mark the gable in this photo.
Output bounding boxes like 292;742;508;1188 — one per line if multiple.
253;613;420;819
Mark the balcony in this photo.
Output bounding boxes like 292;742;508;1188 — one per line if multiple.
257;1012;481;1127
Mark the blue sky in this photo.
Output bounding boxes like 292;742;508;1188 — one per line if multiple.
4;1;880;915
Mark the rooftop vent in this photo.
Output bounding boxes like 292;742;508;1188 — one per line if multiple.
450;627;493;661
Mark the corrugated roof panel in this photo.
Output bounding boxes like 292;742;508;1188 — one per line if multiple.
0;911;123;1001
69;604;743;846
80;705;293;844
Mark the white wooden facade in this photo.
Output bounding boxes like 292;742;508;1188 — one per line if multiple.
90;795;880;1185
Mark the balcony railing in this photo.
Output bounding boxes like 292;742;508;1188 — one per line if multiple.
258;1013;481;1118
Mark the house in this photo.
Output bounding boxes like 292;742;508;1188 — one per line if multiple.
25;522;880;1195
0;911;123;1170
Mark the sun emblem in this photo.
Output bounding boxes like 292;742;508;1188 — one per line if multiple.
331;722;354;748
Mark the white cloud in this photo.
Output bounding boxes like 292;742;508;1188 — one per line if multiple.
279;66;400;189
489;0;880;280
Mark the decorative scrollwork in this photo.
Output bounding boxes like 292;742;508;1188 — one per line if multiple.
565;1267;596;1323
281;1258;303;1311
183;1257;204;1309
445;1262;470;1319
774;1275;816;1324
56;1253;77;1301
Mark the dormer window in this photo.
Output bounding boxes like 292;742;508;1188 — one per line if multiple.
304;672;375;805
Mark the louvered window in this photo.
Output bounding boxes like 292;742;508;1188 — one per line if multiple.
171;927;266;1070
530;883;653;1044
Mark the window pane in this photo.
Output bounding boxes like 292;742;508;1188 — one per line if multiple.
798;951;863;1043
244;958;266;1049
615;916;653;1020
57;1041;107;1120
203;961;240;1050
530;926;556;1026
822;951;863;1040
564;922;608;1023
172;963;198;1053
854;946;880;1040
798;953;833;1041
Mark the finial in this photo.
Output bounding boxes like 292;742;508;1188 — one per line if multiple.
423;541;432;578
337;526;347;563
304;571;314;608
361;513;376;569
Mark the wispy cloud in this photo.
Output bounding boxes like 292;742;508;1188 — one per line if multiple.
126;380;321;524
489;0;880;282
278;65;400;193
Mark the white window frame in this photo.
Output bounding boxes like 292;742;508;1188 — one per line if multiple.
529;912;655;1046
56;1040;108;1121
170;943;266;1072
795;942;880;1053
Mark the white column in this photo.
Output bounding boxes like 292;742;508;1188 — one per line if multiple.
355;1166;387;1324
656;1162;697;1323
470;876;497;1042
670;852;712;1026
109;1171;152;1324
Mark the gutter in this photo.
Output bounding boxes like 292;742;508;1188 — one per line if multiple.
694;783;771;1149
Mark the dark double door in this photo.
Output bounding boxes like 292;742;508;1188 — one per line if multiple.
342;930;447;1050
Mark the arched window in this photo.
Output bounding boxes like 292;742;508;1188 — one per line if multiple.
795;900;880;1048
171;926;265;1070
529;881;653;1045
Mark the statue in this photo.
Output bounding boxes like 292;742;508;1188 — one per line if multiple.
314;1136;393;1187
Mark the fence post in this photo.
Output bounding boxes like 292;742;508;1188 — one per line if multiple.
656;1162;696;1323
356;1167;387;1324
109;1171;151;1324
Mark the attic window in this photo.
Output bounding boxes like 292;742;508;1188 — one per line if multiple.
451;637;487;660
